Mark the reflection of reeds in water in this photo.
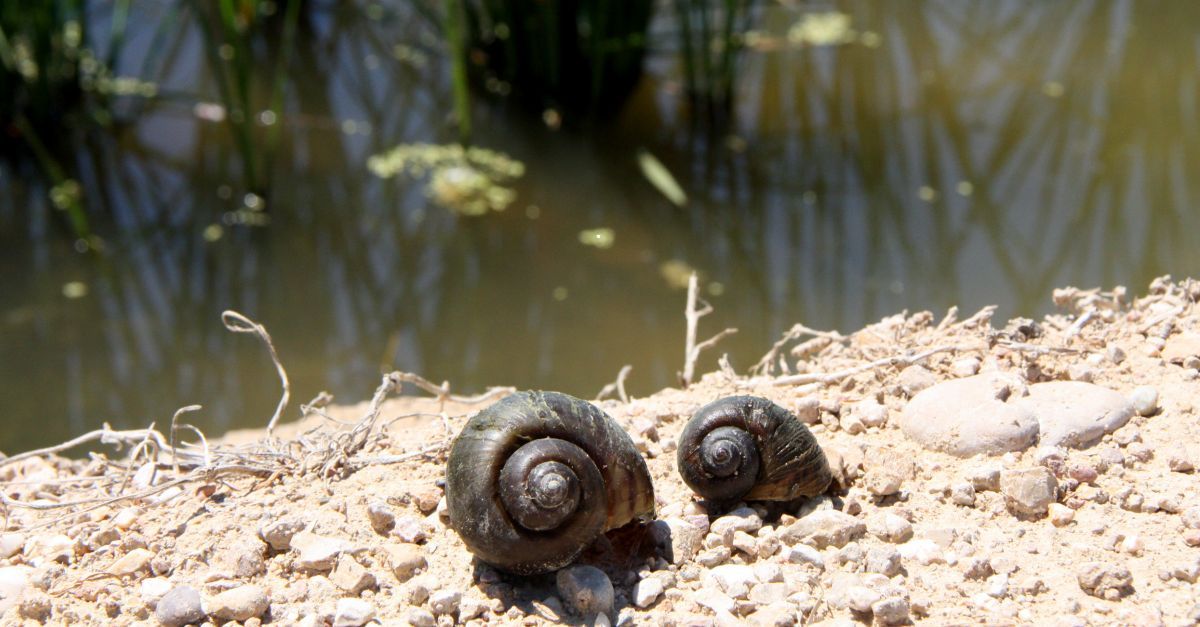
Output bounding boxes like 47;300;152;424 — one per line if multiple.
449;0;654;118
665;1;1200;333
4;1;1200;450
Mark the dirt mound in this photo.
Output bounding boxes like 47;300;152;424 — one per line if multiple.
2;277;1199;626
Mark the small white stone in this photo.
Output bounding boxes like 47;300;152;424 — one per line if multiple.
458;596;488;621
333;598;375;627
139;577;172;606
753;563;783;583
1167;446;1195;473
730;531;756;555
868;513;913;544
950;482;976;507
366;502;396;534
652;519;705;565
846;585;881;612
696;546;730;567
951;357;981;377
692;588;735;615
855;400;889;428
24;534;73;564
392;515;428;544
872;596;910;625
382;543;426;582
987;573;1009;598
1129;386;1158;416
1000;467;1057;517
1048;503;1075;527
710;507;763;538
291;531;352;571
780;510;866;548
429;589;461;615
0;534;25;560
112;507;139;531
205;584;269;622
705;564;757;599
108;548;154;576
785;544;825;570
632;578;664;608
407;607;436;627
840;412;865;434
1067;363;1096;382
259;518;306;551
898;539;944;565
1120;534;1145;556
965;463;1002;492
866;546;902;577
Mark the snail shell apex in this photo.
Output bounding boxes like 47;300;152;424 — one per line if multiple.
446;391;655;575
677;395;832;504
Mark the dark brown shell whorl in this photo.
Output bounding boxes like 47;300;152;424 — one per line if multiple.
677;395;832;505
446;391;655;575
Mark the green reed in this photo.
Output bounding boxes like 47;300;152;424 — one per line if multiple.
0;0;132;241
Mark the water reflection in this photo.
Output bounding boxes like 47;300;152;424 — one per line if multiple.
1;1;1199;452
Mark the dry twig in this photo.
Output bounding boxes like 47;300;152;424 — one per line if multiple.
680;273;737;387
595;365;633;404
751;322;844;376
222;311;290;440
761;345;962;387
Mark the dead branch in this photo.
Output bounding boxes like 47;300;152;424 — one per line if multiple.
595;365;633;404
767;345;962;387
995;339;1082;356
346;443;448;469
681;273;737;387
936;306;959;331
751;323;844;376
959;305;998;329
169;405;203;474
389;371;514;406
0;426;171;469
1064;310;1097;343
717;354;738;380
222;310;290;440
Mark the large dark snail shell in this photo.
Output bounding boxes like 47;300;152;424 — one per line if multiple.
446;391;655;575
677;395;832;505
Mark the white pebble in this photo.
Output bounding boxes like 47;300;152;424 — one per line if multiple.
112;507;139;531
333;598;375;627
1129;386;1158;416
632;578;664;608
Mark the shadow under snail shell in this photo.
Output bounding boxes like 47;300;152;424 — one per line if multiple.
446;391;655;575
677;395;832;505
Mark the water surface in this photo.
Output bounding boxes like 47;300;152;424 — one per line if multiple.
2;1;1199;452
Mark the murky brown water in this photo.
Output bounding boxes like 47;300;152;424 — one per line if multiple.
2;1;1199;452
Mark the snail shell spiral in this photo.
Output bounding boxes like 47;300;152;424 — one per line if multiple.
446;391;655;575
677;395;832;505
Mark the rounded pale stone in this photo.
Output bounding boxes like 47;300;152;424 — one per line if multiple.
899;374;1039;456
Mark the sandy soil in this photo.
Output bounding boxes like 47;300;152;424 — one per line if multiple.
2;276;1200;626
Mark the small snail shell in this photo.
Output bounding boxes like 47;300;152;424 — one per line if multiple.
446;391;655;575
676;395;832;505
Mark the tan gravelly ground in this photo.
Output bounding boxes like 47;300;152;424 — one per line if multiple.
3;277;1200;626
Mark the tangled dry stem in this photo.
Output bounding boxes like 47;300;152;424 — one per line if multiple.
0;310;514;529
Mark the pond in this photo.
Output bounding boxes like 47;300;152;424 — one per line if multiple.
2;1;1199;453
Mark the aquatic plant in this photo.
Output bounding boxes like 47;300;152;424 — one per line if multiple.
368;143;525;215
